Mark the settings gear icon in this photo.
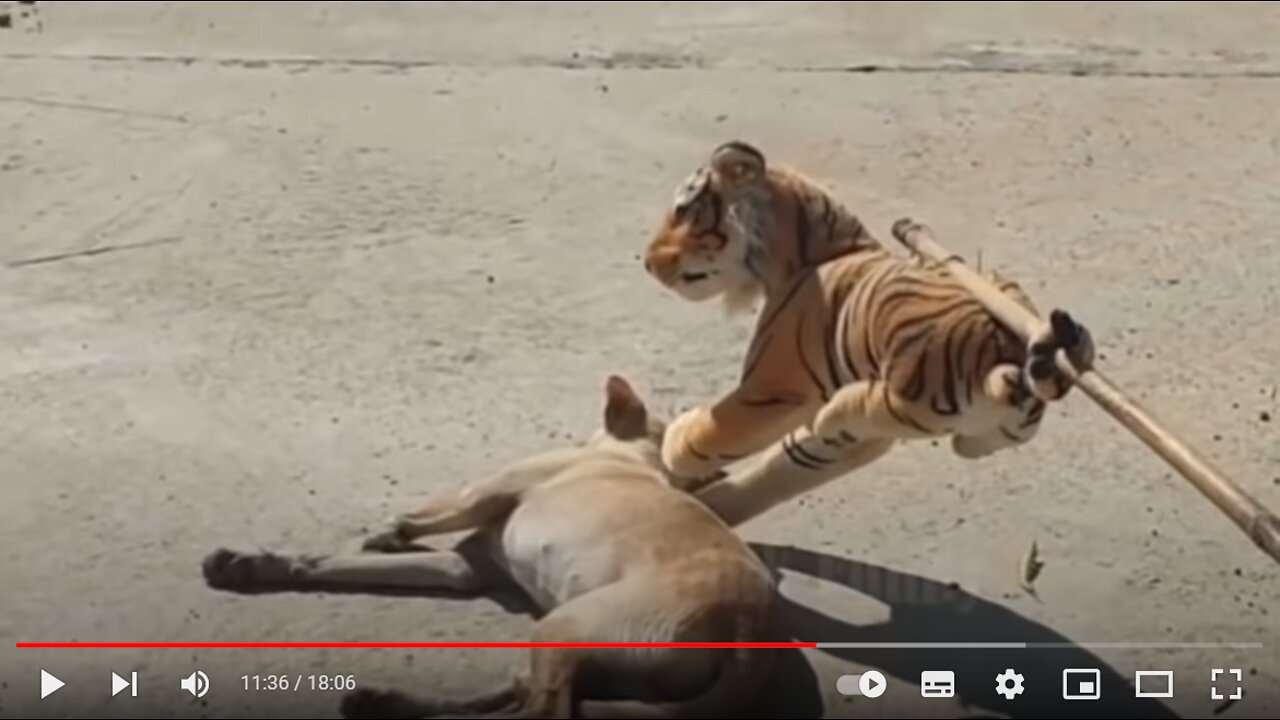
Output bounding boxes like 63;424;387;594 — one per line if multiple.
995;668;1025;699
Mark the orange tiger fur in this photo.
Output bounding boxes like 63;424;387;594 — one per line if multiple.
644;141;1094;482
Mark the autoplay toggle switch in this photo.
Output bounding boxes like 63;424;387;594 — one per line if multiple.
836;670;887;698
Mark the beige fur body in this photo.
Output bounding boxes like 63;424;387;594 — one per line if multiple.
203;376;780;719
498;453;771;612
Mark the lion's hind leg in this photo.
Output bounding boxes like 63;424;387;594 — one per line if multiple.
379;447;587;546
202;547;489;594
391;486;520;540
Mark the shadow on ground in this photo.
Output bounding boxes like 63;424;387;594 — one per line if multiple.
754;542;1180;720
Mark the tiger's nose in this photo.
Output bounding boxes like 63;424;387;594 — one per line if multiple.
643;245;679;283
643;254;671;280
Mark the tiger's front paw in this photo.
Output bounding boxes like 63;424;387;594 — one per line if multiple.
661;407;722;480
811;397;853;440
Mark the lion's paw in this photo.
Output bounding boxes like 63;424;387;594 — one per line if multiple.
201;548;296;589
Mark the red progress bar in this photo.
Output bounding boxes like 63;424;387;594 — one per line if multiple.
17;642;814;649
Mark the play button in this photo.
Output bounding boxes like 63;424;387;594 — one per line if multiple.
40;669;65;699
835;670;887;698
859;670;887;698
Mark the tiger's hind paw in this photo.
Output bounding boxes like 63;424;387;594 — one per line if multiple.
1049;309;1095;369
951;434;1000;459
1025;309;1094;401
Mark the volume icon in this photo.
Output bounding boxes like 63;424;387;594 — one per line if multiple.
180;670;210;698
112;671;138;697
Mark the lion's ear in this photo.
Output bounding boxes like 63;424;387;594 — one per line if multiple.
603;375;649;440
710;141;766;193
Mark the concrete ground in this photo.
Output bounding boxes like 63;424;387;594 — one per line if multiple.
1;2;1277;718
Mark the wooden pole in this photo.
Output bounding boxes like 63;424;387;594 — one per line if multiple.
890;218;1280;565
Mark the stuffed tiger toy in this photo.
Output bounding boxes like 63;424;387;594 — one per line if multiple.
642;140;1095;491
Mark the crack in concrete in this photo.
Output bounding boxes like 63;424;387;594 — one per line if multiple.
0;93;189;122
800;62;1280;80
3;51;1279;80
7;237;182;268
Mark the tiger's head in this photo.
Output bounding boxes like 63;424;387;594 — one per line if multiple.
643;141;874;314
642;141;772;313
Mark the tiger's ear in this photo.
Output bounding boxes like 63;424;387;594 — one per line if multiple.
603;375;649;440
710;141;766;193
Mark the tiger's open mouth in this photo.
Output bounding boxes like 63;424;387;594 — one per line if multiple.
680;272;711;283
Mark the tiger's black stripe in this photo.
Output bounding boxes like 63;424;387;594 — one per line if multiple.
686;441;712;462
954;310;982;407
881;383;934;434
899;348;928;403
793;442;833;467
754;274;809;340
782;432;829;469
822;313;844;397
931;321;962;416
700;191;729;248
794;188;811;267
881;297;972;352
741;331;775;383
740;396;798;408
833;282;862;383
819;193;835;236
795;318;832;401
1019;401;1046;429
875;286;960;325
861;305;881;378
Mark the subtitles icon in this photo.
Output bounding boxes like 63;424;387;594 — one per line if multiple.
1062;668;1101;700
920;670;955;698
1135;670;1173;698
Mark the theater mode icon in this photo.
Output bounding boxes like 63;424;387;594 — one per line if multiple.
1134;670;1173;698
